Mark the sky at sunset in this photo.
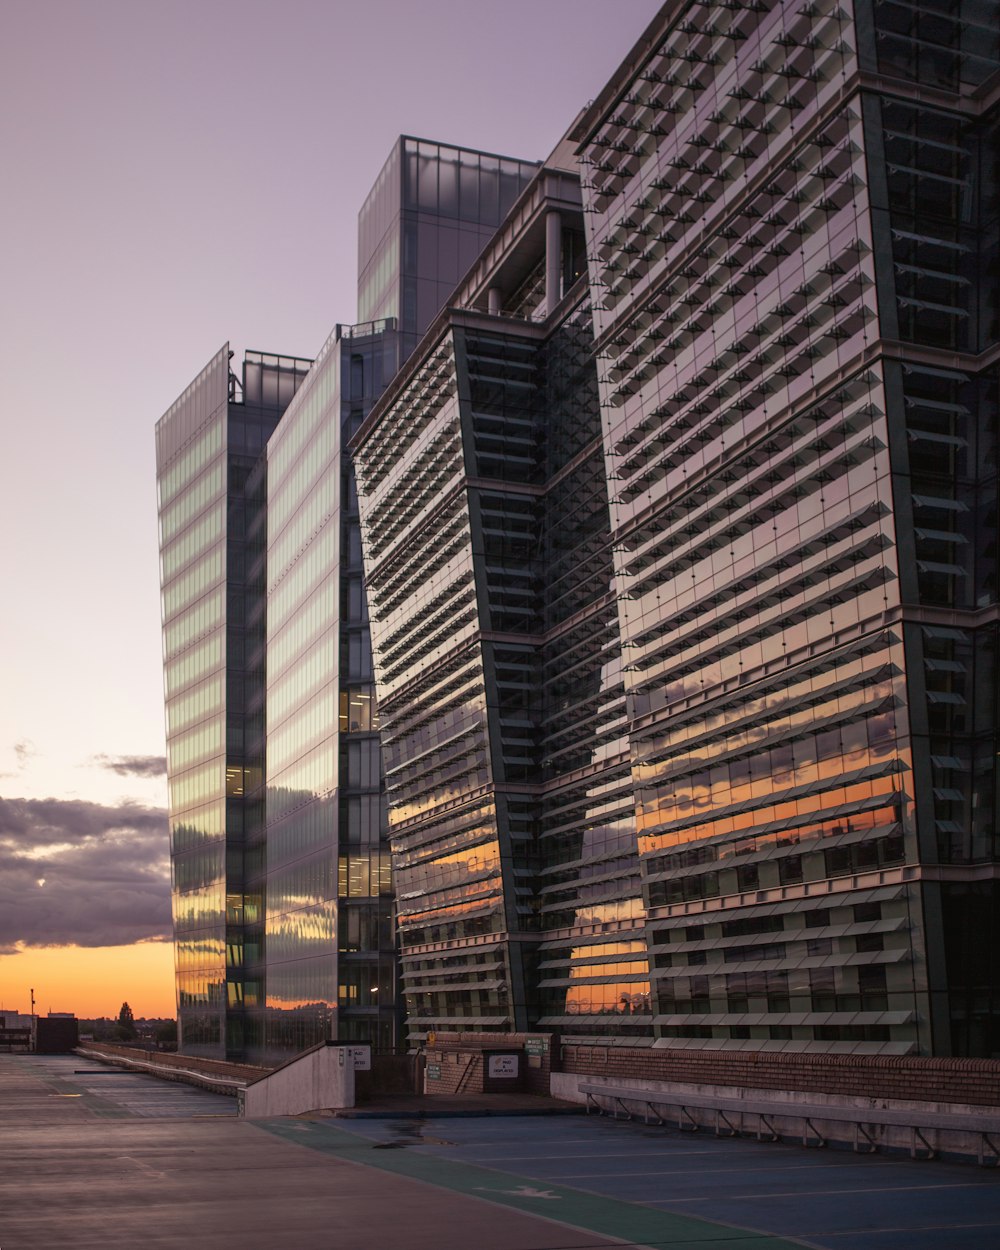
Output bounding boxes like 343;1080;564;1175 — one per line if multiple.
0;0;660;1022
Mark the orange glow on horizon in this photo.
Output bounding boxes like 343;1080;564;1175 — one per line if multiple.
0;941;175;1020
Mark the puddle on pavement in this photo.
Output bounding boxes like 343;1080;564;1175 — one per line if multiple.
372;1122;455;1149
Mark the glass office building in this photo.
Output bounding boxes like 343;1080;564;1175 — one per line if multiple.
157;143;535;1061
571;0;999;1054
354;0;999;1055
358;137;539;359
160;1;999;1060
156;348;311;1056
253;321;402;1059
354;159;653;1046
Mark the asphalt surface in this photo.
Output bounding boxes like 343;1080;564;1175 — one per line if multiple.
2;1054;999;1250
323;1112;1000;1250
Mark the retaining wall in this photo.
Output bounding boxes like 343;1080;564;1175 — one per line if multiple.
76;1043;269;1094
558;1045;1000;1108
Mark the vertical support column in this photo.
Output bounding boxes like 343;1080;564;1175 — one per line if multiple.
488;287;502;316
545;210;562;315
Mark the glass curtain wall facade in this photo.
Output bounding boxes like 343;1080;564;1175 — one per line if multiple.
259;321;401;1060
354;165;652;1046
159;2;998;1060
156;346;310;1056
860;0;1000;1056
355;326;506;1037
159;141;536;1061
533;298;650;1042
253;140;536;1062
573;0;999;1053
352;0;998;1056
358;137;539;359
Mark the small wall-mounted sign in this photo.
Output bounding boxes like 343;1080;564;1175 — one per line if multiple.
487;1053;519;1079
345;1045;371;1071
427;1063;442;1080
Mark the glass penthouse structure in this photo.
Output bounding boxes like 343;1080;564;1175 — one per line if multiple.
353;0;1000;1057
157;141;535;1060
359;137;541;361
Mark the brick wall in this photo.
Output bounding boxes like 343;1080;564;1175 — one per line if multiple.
425;1049;484;1094
425;1032;555;1096
558;1045;1000;1107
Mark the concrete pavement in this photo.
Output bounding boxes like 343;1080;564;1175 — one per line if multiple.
1;1055;628;1250
0;1055;796;1249
3;1054;1000;1249
320;1106;1000;1250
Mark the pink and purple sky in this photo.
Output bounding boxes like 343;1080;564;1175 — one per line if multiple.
0;0;660;1018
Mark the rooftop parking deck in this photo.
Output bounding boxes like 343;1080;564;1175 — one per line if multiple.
2;1054;999;1249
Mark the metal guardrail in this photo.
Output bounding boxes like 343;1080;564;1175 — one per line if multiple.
580;1082;1000;1166
75;1047;248;1095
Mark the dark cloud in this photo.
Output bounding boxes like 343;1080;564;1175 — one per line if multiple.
91;754;167;779
0;796;170;949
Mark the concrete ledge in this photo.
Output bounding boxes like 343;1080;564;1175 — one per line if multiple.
240;1043;355;1117
552;1072;1000;1165
74;1046;260;1096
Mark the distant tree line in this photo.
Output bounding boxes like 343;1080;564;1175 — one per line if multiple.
78;1011;177;1047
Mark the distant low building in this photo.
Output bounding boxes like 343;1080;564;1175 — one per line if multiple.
36;1015;79;1054
0;1013;33;1054
0;1013;33;1028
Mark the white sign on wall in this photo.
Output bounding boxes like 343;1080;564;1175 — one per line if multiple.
487;1054;519;1079
346;1045;372;1071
